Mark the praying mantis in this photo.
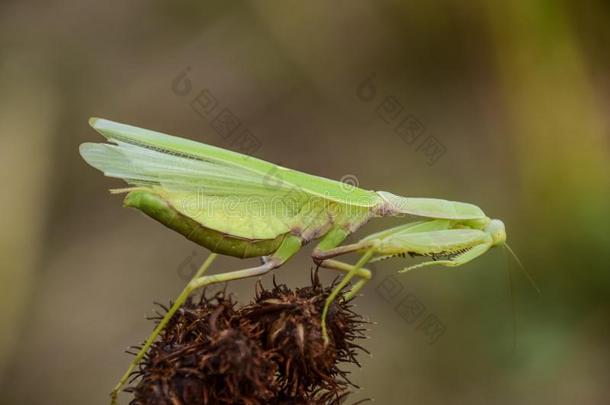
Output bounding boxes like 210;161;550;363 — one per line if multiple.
80;118;513;404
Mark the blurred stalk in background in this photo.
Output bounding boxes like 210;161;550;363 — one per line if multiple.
488;1;610;313
0;61;57;382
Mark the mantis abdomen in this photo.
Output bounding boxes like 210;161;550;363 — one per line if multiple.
124;190;287;258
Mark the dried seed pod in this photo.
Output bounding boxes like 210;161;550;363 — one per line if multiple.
129;292;277;405
241;272;368;398
197;327;278;404
270;387;353;405
128;274;368;405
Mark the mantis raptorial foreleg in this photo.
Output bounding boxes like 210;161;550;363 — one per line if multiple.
399;240;492;273
110;236;302;405
314;222;500;343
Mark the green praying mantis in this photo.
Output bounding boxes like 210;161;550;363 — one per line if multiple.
80;118;519;404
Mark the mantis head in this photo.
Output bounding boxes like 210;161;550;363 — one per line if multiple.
485;219;507;246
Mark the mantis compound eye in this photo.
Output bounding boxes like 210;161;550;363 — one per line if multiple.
486;219;507;246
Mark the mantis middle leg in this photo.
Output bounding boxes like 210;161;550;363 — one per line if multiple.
312;227;374;295
312;228;377;344
318;259;372;300
320;249;375;344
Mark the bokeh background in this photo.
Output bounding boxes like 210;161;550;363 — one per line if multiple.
1;1;609;404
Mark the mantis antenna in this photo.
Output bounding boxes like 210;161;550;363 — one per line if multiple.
503;247;517;352
505;243;541;294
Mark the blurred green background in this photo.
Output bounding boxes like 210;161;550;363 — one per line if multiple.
1;1;609;404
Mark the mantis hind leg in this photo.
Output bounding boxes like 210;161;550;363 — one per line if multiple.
109;252;218;405
109;235;302;405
